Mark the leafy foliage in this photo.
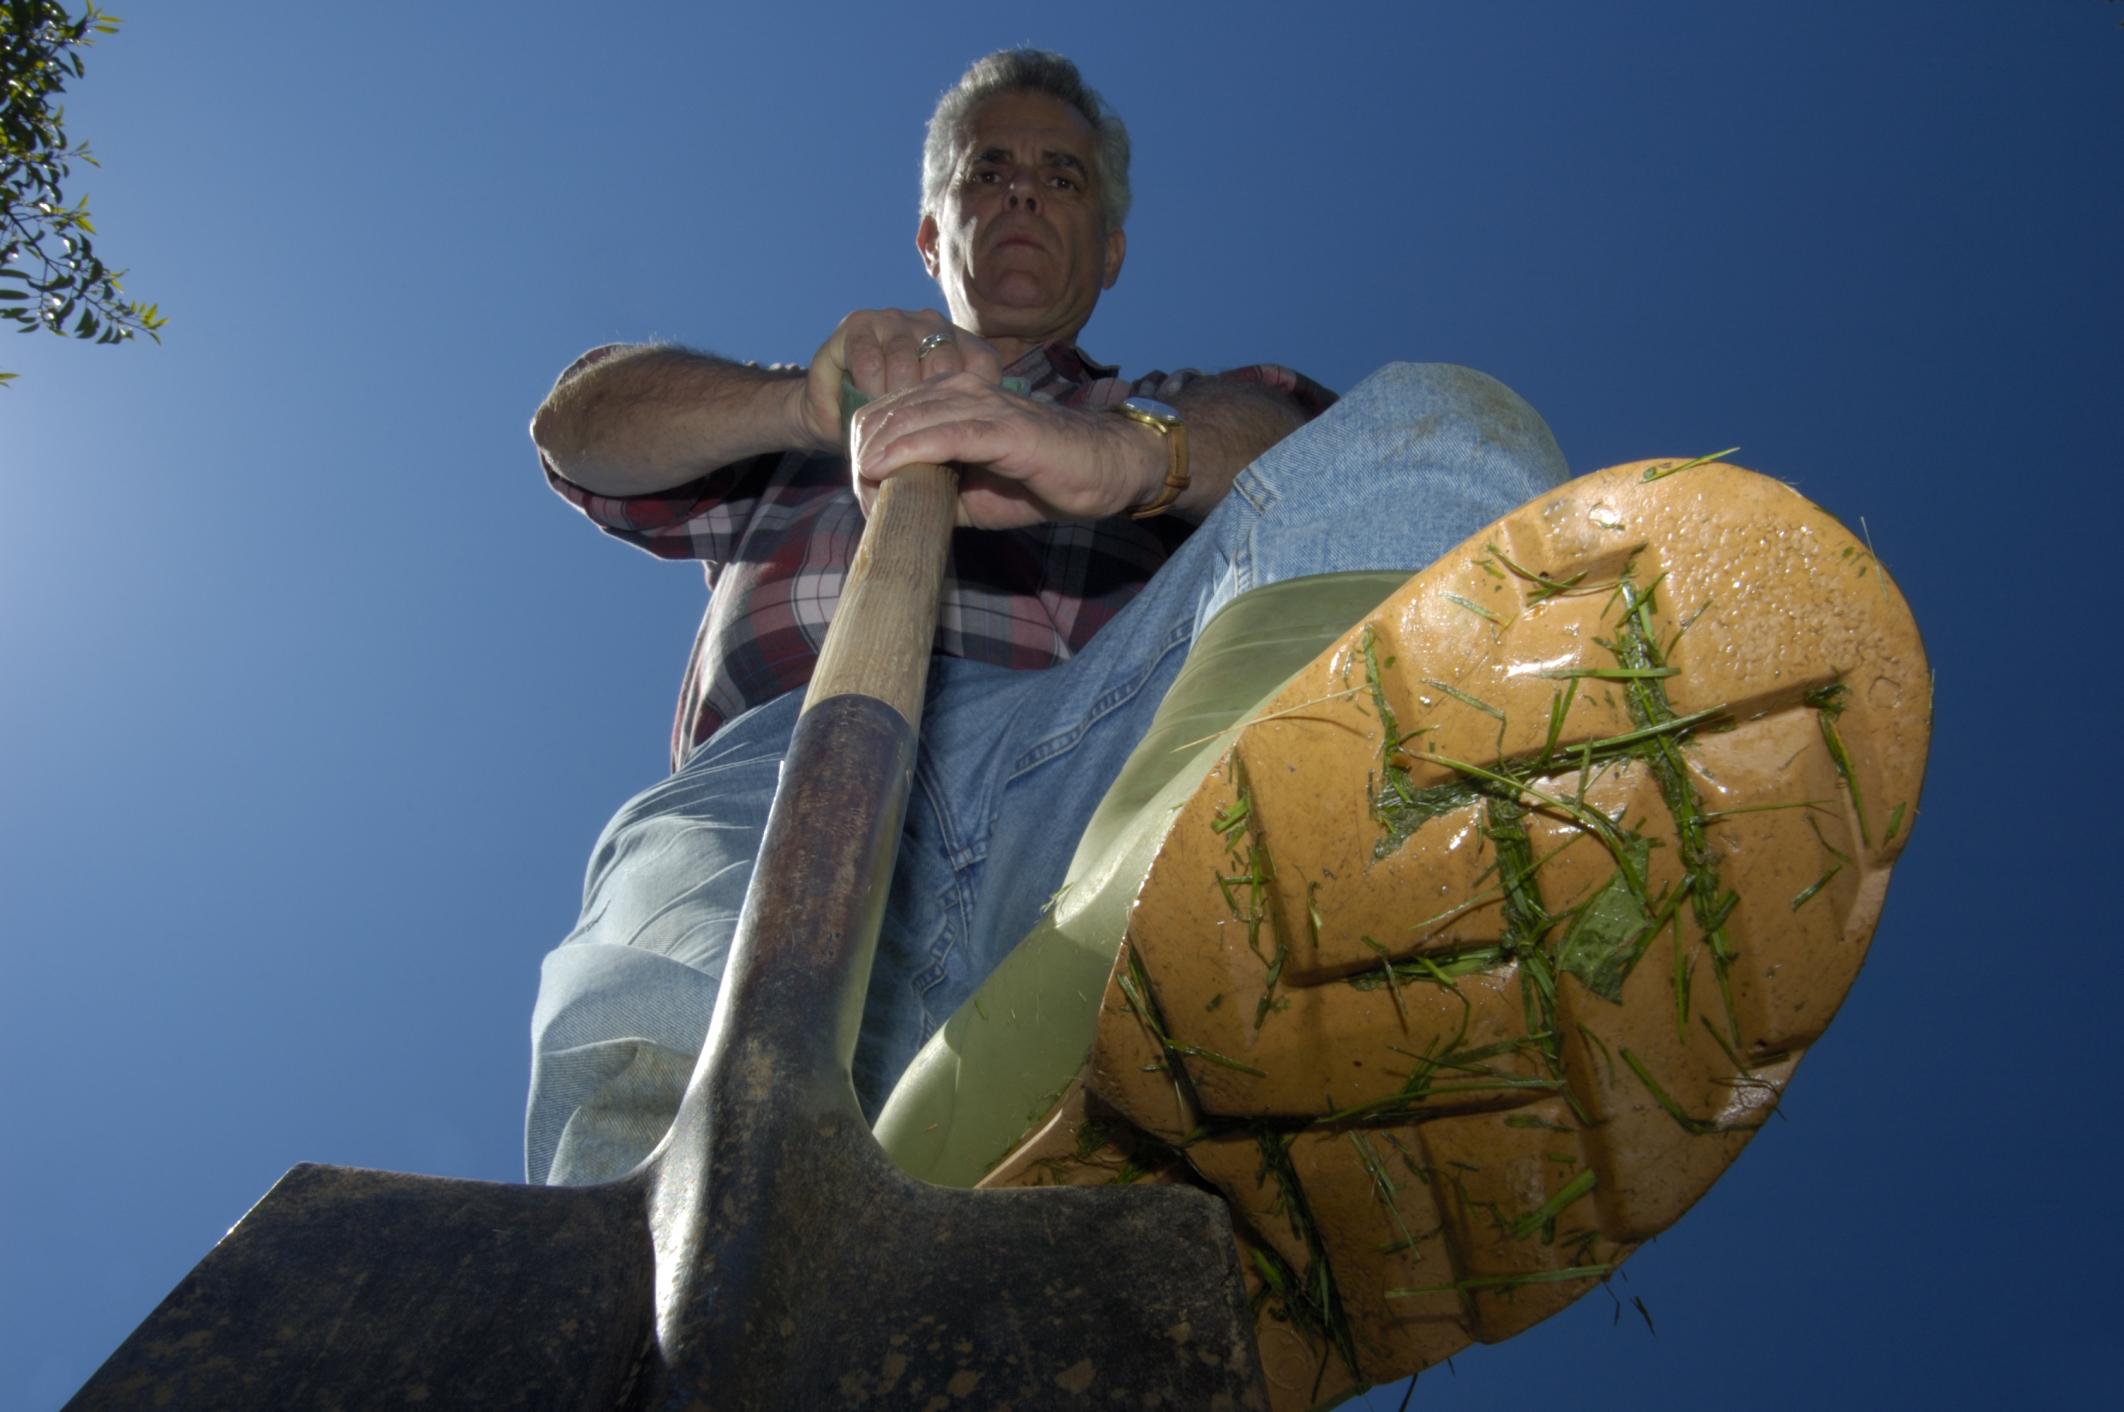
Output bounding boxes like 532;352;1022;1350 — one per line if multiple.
2;1;163;387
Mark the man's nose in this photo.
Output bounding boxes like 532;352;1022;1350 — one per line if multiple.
1006;168;1039;212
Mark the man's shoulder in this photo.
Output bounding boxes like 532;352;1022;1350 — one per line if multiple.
1199;363;1339;418
1082;355;1339;421
1015;341;1332;418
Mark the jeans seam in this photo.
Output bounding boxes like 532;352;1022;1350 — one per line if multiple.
1232;462;1279;515
911;864;971;996
905;742;982;993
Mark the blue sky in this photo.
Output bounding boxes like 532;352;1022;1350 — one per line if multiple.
5;2;2118;1406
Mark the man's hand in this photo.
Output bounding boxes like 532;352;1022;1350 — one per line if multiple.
851;372;1308;529
849;373;1163;528
801;310;1003;450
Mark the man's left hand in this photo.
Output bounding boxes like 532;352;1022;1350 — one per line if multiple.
849;372;1162;528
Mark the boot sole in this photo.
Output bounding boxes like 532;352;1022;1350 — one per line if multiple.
980;458;1931;1408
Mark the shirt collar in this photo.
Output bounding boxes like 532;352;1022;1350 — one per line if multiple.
1003;341;1120;387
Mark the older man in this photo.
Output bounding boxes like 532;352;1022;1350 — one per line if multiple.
525;51;1566;1188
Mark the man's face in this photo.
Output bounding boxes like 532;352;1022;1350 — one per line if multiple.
918;90;1126;350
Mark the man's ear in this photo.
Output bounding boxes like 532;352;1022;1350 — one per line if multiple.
1102;226;1126;290
917;214;941;279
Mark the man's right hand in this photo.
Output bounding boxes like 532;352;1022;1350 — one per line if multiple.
800;310;1002;449
533;312;1003;500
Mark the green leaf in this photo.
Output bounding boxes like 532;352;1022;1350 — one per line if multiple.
0;3;163;355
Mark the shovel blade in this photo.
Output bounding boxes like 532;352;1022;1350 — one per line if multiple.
65;1162;655;1412
637;1065;1265;1410
652;1156;1266;1409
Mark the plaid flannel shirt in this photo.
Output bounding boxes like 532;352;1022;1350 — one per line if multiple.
544;342;1334;770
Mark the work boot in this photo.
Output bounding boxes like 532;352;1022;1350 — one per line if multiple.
884;458;1930;1410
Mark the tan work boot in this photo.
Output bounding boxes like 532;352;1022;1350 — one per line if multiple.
893;458;1929;1410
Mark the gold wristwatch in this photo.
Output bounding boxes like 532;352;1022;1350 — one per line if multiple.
1115;396;1189;519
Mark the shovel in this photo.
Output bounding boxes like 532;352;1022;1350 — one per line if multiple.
65;463;1268;1409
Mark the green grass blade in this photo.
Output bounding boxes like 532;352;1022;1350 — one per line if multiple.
1641;446;1740;482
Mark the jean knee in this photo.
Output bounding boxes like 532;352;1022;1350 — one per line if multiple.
1360;359;1545;433
1349;361;1569;492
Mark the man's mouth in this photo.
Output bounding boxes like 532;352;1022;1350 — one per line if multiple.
988;222;1047;255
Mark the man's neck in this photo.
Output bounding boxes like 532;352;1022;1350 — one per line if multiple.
957;312;1088;369
994;336;1053;370
986;335;1049;366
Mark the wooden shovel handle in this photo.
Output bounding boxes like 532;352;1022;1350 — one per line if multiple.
803;463;958;726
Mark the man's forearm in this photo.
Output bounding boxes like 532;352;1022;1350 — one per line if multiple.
532;345;813;497
1163;376;1309;520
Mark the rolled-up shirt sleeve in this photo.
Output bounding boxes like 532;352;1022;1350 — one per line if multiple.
539;344;800;571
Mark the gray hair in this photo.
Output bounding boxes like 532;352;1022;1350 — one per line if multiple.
920;50;1132;233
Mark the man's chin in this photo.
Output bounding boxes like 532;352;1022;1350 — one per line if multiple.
976;272;1057;309
953;277;1095;347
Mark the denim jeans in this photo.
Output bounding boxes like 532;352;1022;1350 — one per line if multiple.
526;363;1570;1185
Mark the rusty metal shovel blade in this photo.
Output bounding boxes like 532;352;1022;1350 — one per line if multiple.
66;466;1268;1411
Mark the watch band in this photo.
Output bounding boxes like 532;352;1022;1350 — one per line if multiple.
1115;397;1190;519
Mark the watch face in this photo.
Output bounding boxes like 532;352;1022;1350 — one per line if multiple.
1120;396;1182;425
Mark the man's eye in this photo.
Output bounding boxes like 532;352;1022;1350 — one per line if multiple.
1048;174;1078;191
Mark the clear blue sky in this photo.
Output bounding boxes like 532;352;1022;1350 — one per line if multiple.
6;2;2118;1406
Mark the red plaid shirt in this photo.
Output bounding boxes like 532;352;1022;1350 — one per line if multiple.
545;342;1335;770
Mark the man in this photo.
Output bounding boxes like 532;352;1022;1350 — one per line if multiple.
525;50;1568;1189
525;50;1930;1405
